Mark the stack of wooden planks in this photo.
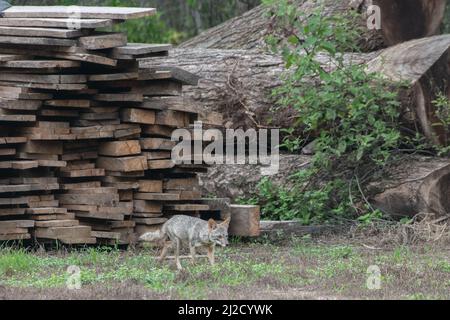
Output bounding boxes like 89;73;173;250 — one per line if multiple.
0;5;225;245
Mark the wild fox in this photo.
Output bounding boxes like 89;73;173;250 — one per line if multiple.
139;215;231;270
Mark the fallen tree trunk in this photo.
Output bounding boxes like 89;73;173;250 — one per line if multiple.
368;156;450;217
180;0;446;52
142;35;450;141
198;154;450;218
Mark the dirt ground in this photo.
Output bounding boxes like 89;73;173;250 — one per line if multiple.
1;234;450;300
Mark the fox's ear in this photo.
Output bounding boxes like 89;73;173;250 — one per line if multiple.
208;219;217;231
221;217;231;228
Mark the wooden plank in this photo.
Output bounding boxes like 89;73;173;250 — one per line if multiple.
57;193;118;206
78;32;127;50
0;227;29;235
19;141;63;155
140;138;175;151
155;110;189;127
96;156;148;172
0;114;36;122
88;72;138;82
94;93;143;102
0;99;41;110
0;183;59;193
0;35;76;46
35;220;79;228
2;6;156;20
0;60;80;69
147;159;175;170
142;125;174;137
35;226;92;240
0;26;83;38
0;208;26;217
0;137;27;145
142;151;171;160
164;204;210;212
0;80;86;91
164;178;199;191
98;140;141;157
121;108;155;125
0;148;15;156
44;99;91;108
0;54;29;61
91;231;121;240
0;160;38;170
134;218;168;226
112;43;172;56
0;73;86;84
0;18;114;29
0;220;34;229
138;180;163;193
139;67;200;86
0;233;30;241
134;193;180;201
59;168;105;178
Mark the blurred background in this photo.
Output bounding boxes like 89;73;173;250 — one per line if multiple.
8;0;450;44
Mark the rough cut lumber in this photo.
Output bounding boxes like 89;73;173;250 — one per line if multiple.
0;18;114;29
0;59;80;69
121;108;155;125
134;193;180;201
0;26;83;38
2;6;156;20
140;138;175;150
98;140;141;157
134;200;162;213
78;33;127;50
96;156;148;172
138;180;163;193
0;35;76;46
112;43;172;56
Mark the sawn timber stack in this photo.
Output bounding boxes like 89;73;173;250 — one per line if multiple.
0;5;225;245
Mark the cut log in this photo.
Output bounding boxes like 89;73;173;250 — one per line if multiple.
180;0;446;52
369;156;450;217
143;35;450;142
228;205;260;237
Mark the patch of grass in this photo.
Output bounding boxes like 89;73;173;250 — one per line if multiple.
2;239;450;300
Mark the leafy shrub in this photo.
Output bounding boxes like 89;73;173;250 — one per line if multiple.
247;0;415;223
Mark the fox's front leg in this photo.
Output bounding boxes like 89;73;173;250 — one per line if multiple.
207;245;215;266
189;244;196;264
158;241;171;262
175;238;183;270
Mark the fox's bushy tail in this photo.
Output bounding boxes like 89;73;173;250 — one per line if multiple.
139;229;166;242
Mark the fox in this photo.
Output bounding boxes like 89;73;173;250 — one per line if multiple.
139;215;231;270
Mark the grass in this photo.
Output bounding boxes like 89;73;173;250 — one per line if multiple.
1;237;450;300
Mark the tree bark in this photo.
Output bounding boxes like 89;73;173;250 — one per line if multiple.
198;153;450;219
179;0;446;52
368;156;450;217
